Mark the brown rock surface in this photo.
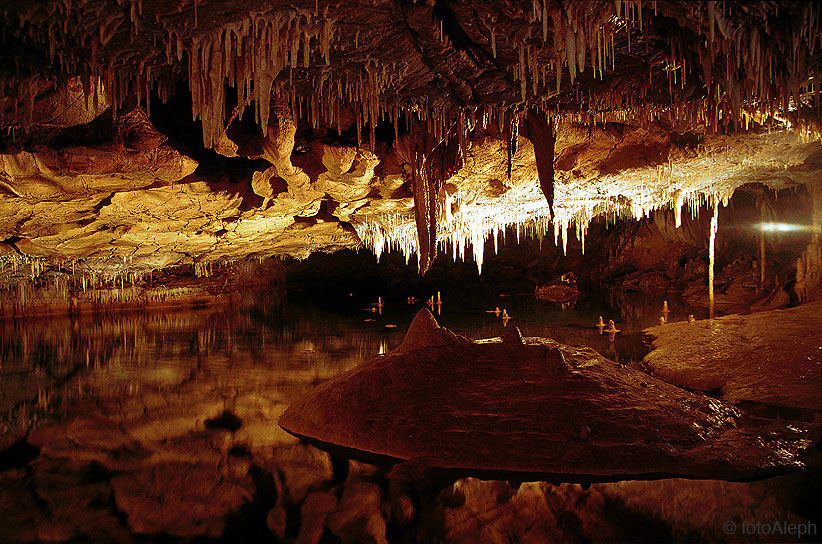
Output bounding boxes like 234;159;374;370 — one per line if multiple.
643;301;822;412
111;463;253;537
295;491;338;544
280;309;812;483
326;481;388;544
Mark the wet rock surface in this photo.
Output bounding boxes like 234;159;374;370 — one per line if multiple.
643;301;822;413
280;309;812;482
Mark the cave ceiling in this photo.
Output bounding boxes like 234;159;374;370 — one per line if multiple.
1;0;821;276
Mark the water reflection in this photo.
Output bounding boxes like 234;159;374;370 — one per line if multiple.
0;296;395;434
0;289;818;542
0;288;701;433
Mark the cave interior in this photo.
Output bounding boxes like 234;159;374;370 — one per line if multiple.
0;1;821;542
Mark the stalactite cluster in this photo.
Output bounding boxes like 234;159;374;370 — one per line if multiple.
392;117;464;274
0;252;255;316
3;2;819;145
1;1;820;277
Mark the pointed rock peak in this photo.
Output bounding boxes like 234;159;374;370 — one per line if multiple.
398;308;454;352
503;325;524;346
403;308;439;339
410;307;440;330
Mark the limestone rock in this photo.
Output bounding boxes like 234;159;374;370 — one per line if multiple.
295;491;338;544
643;301;822;411
266;504;288;541
280;310;812;482
0;143;196;201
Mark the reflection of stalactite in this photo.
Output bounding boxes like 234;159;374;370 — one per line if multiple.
708;200;719;319
755;191;777;290
796;181;822;302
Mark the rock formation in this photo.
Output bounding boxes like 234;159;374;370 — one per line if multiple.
279;309;812;483
0;1;820;304
643;300;822;412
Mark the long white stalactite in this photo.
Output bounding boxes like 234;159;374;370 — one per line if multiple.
356;128;795;275
708;197;719;319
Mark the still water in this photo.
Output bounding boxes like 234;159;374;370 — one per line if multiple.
0;288;700;439
4;287;810;543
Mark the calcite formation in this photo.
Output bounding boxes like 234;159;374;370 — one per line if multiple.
0;0;822;314
0;1;821;304
280;309;812;483
643;301;822;412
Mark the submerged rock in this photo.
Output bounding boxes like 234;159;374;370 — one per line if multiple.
280;309;812;483
534;283;578;304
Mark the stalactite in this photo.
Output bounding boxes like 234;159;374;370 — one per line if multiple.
518;42;527;101
506;112;518;180
2;0;822;283
708;198;719;319
565;25;576;85
524;108;555;218
411;153;437;276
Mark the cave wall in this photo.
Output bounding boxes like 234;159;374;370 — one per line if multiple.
0;2;820;304
2;91;821;316
597;184;818;308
